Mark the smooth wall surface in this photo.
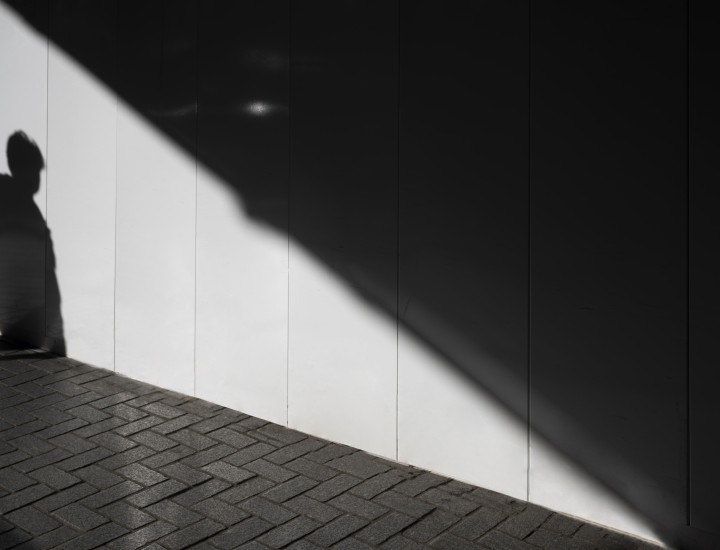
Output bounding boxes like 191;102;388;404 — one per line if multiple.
1;1;718;547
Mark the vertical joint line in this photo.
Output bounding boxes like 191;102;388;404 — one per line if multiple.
395;0;401;462
44;7;50;349
686;0;691;527
113;0;119;372
526;0;532;503
286;0;291;427
193;0;199;397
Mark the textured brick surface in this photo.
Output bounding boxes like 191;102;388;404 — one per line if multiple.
0;341;662;549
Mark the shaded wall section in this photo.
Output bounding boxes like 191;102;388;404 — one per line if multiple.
1;1;719;547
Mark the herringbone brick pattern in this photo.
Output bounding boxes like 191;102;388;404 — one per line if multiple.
0;340;661;549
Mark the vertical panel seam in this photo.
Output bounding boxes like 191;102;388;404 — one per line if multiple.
286;0;291;428
686;0;691;527
193;0;199;397
44;2;50;350
113;0;119;373
526;0;532;504
395;0;401;462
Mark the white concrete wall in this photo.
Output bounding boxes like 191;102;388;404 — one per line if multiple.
0;2;697;547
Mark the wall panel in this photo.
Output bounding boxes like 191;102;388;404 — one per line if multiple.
46;0;116;368
398;0;529;499
288;0;399;457
0;1;49;350
529;0;687;539
195;0;289;424
689;0;720;535
114;0;197;393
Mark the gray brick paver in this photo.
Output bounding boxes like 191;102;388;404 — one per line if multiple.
0;343;663;550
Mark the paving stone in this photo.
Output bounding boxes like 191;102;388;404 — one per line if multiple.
419;487;480;516
0;483;54;514
351;471;406;499
34;483;98;512
192;497;249;525
542;513;583;536
36;419;88;441
100;501;155;529
305;473;362;502
53;502;108;530
0;450;32;469
286;540;323;550
1;419;49;439
91;392;138;409
53;390;103;411
375;490;436;518
381;535;427;549
151;414;203;435
217;477;275;504
258;516;321;548
307;514;369;546
525;527;596;549
160;461;212;485
284;495;343;523
108;520;177;550
12;524;79;550
403;509;459;543
182;443;236;467
497;505;552;539
356;511;418;545
395;472;449;497
5;504;62;535
28;465;81;489
146;500;203;526
0;466;36;491
68;404;111;423
169;428;218;450
173;478;232;507
142;402;185;419
115;415;164;436
203;461;256;483
90;432;138;452
191;413;244;434
244;458;297;483
239;495;298;525
80;480;142;508
467;487;527;515
262;475;318;503
130;430;178;451
75;464;124;488
159;518;225;549
329;492;389;520
46;432;96;455
226;443;280;467
104;403;148;422
334;536;380;549
206;427;256;449
0;527;32;547
125;479;187;507
478;529;537;550
118;463;167;486
451;506;508;540
141;445;195;469
303;443;355;464
256;424;306;445
211;517;274;549
9;434;55;455
327;452;391;480
56;446;114;471
99;445;157;471
264;439;325;465
431;532;481;550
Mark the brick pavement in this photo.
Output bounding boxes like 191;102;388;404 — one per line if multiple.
0;339;662;549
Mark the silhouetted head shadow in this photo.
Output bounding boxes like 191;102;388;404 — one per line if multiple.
7;130;44;195
0;130;65;355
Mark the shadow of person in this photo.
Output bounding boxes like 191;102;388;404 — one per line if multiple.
0;131;65;354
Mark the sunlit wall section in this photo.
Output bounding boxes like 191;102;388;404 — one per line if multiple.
0;1;49;349
114;0;197;394
288;0;399;457
398;0;529;499
46;2;116;369
195;0;290;425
